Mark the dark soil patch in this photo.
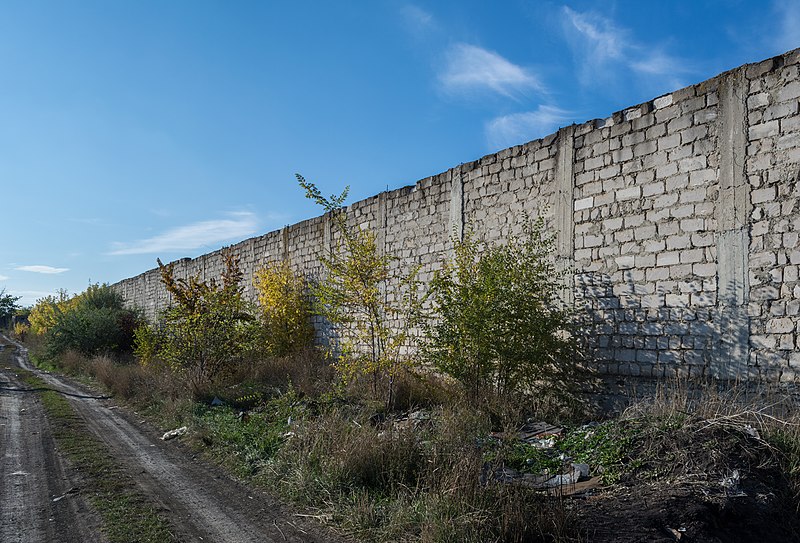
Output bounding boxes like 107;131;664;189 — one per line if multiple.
574;421;800;542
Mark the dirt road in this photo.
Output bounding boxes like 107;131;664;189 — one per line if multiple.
0;342;104;542
0;336;342;542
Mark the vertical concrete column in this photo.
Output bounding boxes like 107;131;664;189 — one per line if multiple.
555;125;576;305
449;165;464;245
323;212;333;255
714;68;751;378
377;191;388;256
281;226;289;262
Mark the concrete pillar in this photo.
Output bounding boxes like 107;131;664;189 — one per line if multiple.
448;166;464;245
323;212;333;255
281;226;289;262
555;125;576;306
377;191;388;256
714;68;751;378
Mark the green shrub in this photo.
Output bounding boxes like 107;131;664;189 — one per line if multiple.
0;288;21;329
253;260;314;356
135;251;262;396
423;217;577;401
45;284;138;357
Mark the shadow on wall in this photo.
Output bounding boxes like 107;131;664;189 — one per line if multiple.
575;272;752;381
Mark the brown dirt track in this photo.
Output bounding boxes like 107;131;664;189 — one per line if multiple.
0;336;343;543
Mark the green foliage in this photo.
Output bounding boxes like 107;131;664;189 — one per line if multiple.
297;174;421;408
44;284;139;357
192;391;303;476
0;288;21;328
484;440;563;476
253;260;314;356
423;217;576;400
135;251;262;395
557;421;640;484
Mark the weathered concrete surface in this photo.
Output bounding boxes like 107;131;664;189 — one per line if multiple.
556;125;576;305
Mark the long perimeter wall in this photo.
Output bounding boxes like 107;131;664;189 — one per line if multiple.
114;48;800;382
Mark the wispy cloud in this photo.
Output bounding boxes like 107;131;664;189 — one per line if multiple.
109;211;259;256
439;43;543;99
15;265;70;274
0;275;9;281
486;106;572;150
563;7;625;66
561;7;688;90
400;4;435;32
773;0;800;53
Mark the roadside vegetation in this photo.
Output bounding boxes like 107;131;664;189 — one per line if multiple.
10;176;800;542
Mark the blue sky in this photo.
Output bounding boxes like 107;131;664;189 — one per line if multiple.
1;0;798;306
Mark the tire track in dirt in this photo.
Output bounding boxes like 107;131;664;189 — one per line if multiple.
0;342;105;543
3;336;343;543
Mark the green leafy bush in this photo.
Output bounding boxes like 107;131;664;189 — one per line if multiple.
253;260;314;356
423;217;577;401
45;284;139;357
0;288;21;329
135;251;262;396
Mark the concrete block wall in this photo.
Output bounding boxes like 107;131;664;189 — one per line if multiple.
113;48;800;382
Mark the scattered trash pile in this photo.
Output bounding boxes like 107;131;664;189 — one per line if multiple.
481;421;603;494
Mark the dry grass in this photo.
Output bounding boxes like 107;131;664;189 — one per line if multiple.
620;377;800;508
238;347;334;397
266;400;582;543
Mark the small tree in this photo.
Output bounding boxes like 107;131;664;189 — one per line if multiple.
297;174;420;408
13;322;30;342
29;289;74;336
135;251;260;395
253;260;314;356
423;217;576;401
0;288;21;329
44;284;139;357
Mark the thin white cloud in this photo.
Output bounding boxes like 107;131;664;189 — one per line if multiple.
15;265;70;274
0;275;9;281
109;211;259;256
561;6;688;88
773;0;800;53
440;43;543;99
486;106;572;150
629;51;681;76
400;4;434;31
563;6;625;65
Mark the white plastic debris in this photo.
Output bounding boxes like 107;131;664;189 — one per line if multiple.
720;469;746;496
161;426;188;441
743;424;761;440
572;462;590;479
